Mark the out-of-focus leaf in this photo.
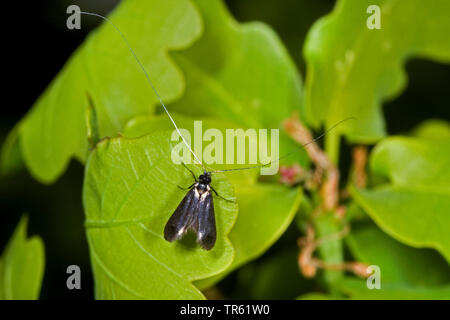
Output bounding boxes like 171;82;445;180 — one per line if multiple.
170;0;307;165
347;224;450;286
412;119;450;140
0;216;45;300
0;125;24;176
83;130;237;299
297;293;342;300
234;249;310;299
122;114;301;291
304;0;450;142
6;0;202;183
352;137;450;261
339;277;450;300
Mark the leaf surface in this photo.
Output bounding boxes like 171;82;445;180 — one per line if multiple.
0;216;45;300
84;130;237;299
347;224;450;286
304;0;450;142
352;137;450;261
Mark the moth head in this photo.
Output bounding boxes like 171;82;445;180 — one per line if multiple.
199;172;211;184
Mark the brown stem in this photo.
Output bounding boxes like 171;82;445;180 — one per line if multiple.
352;145;368;188
284;113;340;211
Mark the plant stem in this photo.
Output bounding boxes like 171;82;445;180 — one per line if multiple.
325;131;340;166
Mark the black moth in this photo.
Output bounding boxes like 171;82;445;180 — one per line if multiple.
164;166;231;250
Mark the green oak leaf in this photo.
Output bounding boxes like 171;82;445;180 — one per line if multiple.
347;224;450;287
0;215;45;300
123;114;301;290
83;130;237;299
170;0;307;165
304;0;450;142
351;137;450;262
7;0;201;183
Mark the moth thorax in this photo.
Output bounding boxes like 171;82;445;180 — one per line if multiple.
196;183;209;194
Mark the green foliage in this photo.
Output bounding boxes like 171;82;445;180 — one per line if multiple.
0;216;45;300
84;130;238;299
314;214;344;286
339;278;450;300
14;0;202;183
344;224;450;299
352;136;450;261
0;124;23;176
106;114;299;297
412;119;450;140
1;0;449;300
170;0;305;164
235;249;310;299
304;0;450;142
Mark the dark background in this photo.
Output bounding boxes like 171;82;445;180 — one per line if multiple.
0;0;448;299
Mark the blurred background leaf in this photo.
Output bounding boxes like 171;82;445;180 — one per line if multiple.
352;135;450;261
347;223;450;285
411;119;450;140
339;277;450;300
0;215;45;300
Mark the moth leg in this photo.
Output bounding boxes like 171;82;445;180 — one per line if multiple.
177;182;196;191
181;162;198;182
210;185;236;203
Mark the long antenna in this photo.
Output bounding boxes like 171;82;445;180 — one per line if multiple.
211;117;355;173
79;11;206;173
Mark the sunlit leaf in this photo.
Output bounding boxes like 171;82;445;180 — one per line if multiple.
304;0;450;142
83;131;237;299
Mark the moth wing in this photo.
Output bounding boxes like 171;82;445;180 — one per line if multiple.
164;188;197;242
196;192;216;250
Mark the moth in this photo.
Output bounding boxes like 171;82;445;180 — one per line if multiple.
164;163;237;250
79;10;353;251
164;170;215;250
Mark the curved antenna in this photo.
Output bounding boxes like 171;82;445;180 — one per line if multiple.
79;11;206;173
211;117;355;174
